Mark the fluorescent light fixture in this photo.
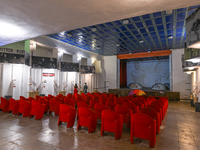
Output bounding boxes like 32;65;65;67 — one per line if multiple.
0;21;27;38
186;72;192;74
188;67;194;70
186;58;200;63
188;41;200;49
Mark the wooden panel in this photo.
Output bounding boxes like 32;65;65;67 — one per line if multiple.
28;91;39;98
117;50;172;60
108;89;180;100
58;91;66;96
120;61;127;88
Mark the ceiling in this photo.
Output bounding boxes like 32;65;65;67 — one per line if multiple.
48;5;200;55
0;0;200;56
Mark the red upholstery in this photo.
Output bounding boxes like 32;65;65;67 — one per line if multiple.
94;103;109;120
114;98;124;105
123;102;139;113
105;101;116;111
130;113;156;148
101;110;123;140
0;97;9;112
49;98;62;115
132;100;144;110
140;108;160;134
115;105;132;129
77;107;97;133
20;96;26;101
39;97;49;113
29;100;46;120
100;97;107;104
146;105;162;125
64;97;75;108
58;104;76;128
8;98;19;115
18;100;31;117
89;99;99;109
139;99;147;107
35;95;40;101
151;102;164;120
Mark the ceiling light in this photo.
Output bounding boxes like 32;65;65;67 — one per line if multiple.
92;27;97;32
0;21;27;38
168;35;173;39
97;46;100;49
122;19;129;24
67;32;72;37
129;52;132;54
139;40;144;43
116;44;120;47
186;58;200;63
166;10;173;15
186;72;192;74
188;41;200;49
60;31;65;36
148;50;151;53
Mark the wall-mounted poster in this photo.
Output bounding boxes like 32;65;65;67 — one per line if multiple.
32;56;57;69
80;65;95;74
0;52;25;64
61;62;79;72
186;7;200;47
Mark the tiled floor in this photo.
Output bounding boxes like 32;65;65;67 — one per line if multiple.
0;101;200;150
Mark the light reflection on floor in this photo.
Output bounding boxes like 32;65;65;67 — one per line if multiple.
0;101;200;150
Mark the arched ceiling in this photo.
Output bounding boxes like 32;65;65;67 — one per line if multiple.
0;0;200;55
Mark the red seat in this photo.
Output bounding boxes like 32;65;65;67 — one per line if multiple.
146;105;162;125
101;110;123;140
35;95;40;101
99;97;107;104
115;105;132;129
58;104;76;128
140;108;160;134
8;98;19;115
39;97;49;113
89;99;99;109
17;100;31;117
114;98;124;105
64;97;75;108
49;98;62;115
77;107;97;133
29;100;46;120
105;101;116;111
0;97;9;112
130;113;156;148
123;102;139;113
151;102;164;120
94;103;109;120
132;100;144;110
139;99;148;107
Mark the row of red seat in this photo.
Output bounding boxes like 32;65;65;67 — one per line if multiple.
57;94;168;148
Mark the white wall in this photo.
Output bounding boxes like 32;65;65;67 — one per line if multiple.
172;49;191;99
104;56;118;91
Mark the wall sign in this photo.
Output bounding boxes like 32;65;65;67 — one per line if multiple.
43;73;55;77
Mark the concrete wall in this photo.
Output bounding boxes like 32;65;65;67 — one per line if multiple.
172;48;191;99
104;56;118;91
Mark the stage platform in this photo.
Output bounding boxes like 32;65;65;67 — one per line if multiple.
108;88;180;101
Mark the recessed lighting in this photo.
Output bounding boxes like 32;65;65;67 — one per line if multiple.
92;27;97;32
148;50;151;53
168;35;173;39
129;52;132;54
67;32;72;37
116;44;120;47
166;10;173;15
139;40;144;43
122;19;129;24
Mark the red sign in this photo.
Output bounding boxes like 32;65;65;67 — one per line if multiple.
43;73;55;77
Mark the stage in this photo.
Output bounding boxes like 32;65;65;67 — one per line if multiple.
108;88;180;101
